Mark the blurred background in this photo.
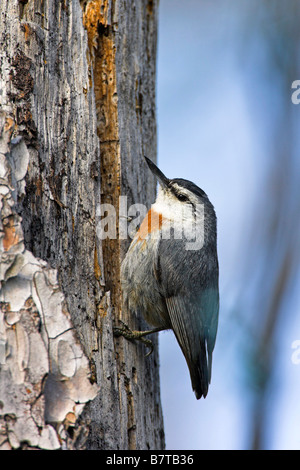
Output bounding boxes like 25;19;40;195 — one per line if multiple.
156;0;300;450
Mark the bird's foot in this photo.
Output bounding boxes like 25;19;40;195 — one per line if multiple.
113;320;164;357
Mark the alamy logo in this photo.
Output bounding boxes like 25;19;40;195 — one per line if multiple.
291;340;300;365
291;80;300;104
96;196;204;251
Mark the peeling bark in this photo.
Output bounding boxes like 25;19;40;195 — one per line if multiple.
0;0;164;450
0;114;98;450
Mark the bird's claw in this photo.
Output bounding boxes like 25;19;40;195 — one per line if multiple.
113;320;154;356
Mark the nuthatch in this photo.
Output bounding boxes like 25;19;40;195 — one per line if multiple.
115;157;219;399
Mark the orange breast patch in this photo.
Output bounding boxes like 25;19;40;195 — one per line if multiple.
136;208;164;240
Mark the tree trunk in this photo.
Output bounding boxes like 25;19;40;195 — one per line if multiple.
0;0;164;450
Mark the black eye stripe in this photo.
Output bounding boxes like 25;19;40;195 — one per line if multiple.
176;193;189;202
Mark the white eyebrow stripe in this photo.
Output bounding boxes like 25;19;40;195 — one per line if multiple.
171;184;199;204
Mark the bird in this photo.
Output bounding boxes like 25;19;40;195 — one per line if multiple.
115;156;219;399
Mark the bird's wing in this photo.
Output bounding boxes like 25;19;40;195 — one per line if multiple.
156;239;219;399
165;289;219;399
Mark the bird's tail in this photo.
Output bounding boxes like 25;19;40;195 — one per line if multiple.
186;340;211;399
166;296;213;399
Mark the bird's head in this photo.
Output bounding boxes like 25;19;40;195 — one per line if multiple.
144;156;215;223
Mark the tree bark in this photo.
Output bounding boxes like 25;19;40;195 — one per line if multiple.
0;0;164;450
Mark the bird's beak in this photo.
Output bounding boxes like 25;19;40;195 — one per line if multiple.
144;156;169;189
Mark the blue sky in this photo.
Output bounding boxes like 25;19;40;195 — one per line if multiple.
156;0;300;450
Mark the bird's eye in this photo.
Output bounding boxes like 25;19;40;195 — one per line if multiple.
177;193;189;202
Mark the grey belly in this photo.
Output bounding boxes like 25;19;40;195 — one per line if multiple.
121;238;170;329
